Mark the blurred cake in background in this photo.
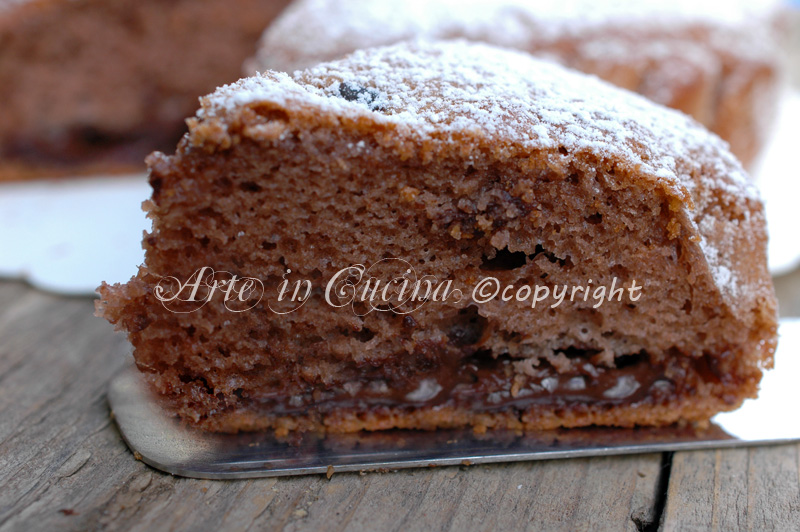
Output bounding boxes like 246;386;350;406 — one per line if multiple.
0;0;292;180
249;0;786;169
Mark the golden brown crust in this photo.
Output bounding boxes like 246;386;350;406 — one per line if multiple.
176;395;754;435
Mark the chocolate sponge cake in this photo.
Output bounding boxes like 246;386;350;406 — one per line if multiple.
97;41;778;434
0;0;291;180
250;0;785;169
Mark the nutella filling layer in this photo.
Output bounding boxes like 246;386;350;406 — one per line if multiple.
232;349;733;417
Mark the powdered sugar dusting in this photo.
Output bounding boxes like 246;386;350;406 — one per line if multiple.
0;0;37;12
213;41;755;191
251;0;781;73
202;40;761;298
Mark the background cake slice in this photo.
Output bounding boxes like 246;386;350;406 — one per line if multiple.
249;0;786;169
97;40;778;434
0;0;291;180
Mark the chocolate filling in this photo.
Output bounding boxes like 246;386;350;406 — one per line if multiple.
2;122;186;169
239;348;726;417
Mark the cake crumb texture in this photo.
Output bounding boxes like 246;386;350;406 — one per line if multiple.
98;41;778;433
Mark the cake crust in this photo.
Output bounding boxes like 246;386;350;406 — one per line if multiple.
98;41;778;433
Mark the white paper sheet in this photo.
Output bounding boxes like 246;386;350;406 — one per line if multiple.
0;174;150;295
754;91;800;275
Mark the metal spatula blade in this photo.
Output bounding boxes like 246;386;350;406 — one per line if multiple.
108;320;800;479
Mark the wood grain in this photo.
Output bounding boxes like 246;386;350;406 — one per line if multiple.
2;269;800;531
0;280;666;531
661;445;800;531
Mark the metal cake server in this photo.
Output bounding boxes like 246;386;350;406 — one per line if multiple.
108;320;800;479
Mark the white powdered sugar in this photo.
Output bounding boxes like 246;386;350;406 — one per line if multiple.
250;0;782;73
209;40;755;192
0;0;36;12
201;40;762;298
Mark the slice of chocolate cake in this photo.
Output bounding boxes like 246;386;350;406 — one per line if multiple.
0;0;291;180
249;0;786;169
97;40;778;434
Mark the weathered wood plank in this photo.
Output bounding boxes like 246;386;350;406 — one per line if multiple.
661;445;800;531
0;281;666;531
661;260;800;532
271;455;664;532
0;280;29;310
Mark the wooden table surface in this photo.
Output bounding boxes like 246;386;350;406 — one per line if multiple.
0;267;798;532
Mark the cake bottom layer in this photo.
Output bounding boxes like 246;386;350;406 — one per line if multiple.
0;122;186;180
143;349;760;435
